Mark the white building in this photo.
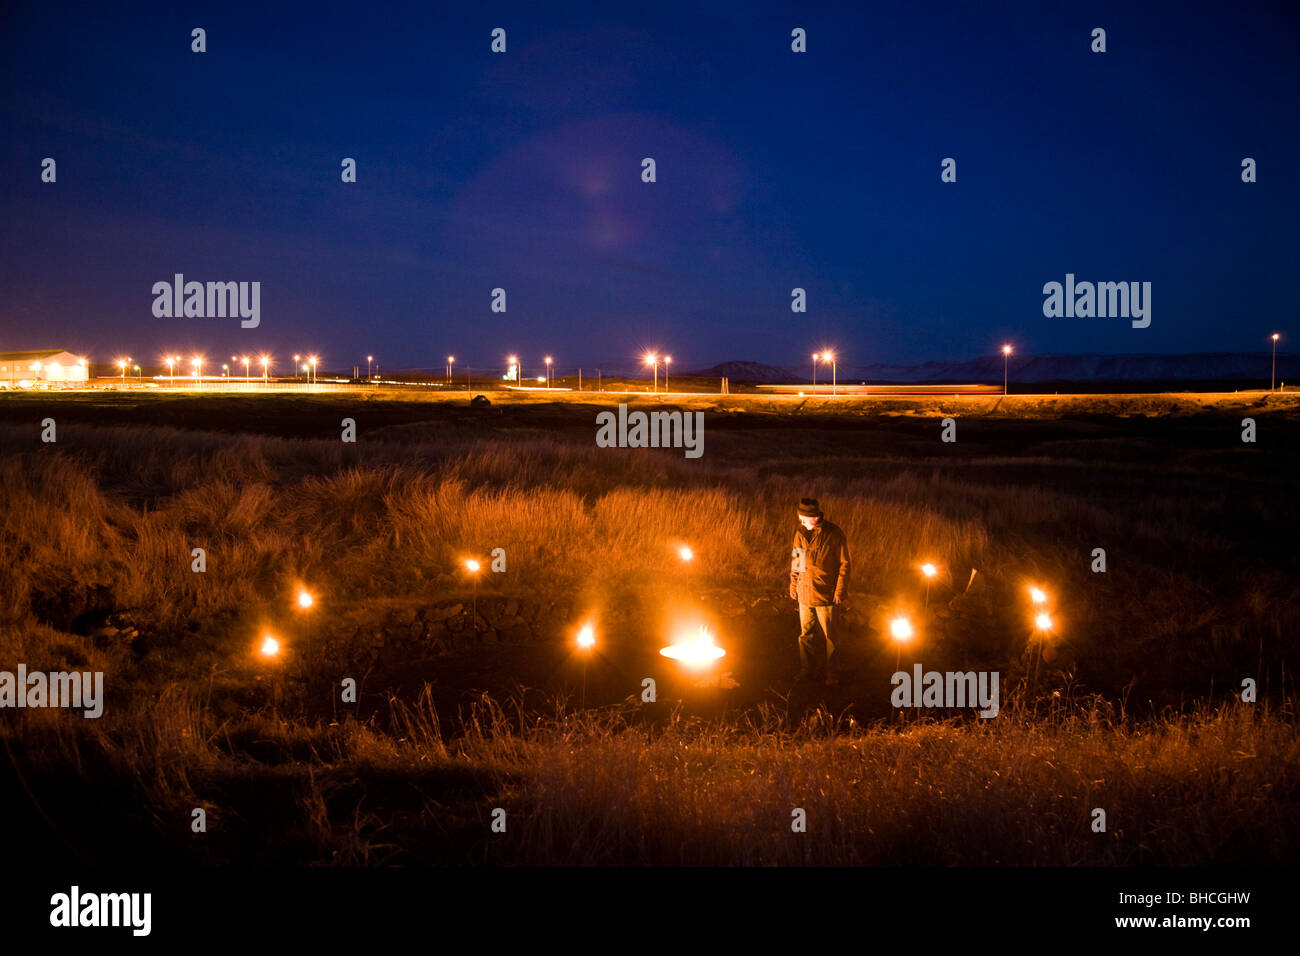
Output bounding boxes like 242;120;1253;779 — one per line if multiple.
0;349;90;386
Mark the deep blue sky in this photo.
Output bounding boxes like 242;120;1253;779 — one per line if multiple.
2;0;1297;373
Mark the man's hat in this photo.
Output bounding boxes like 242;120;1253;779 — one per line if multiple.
797;497;823;518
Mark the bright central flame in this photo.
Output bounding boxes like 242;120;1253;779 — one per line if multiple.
678;545;694;561
1028;586;1048;605
661;625;726;665
296;590;314;609
577;624;595;649
890;617;914;642
920;563;937;578
1035;612;1053;631
260;635;281;658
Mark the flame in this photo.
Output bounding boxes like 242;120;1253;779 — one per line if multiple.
661;625;726;665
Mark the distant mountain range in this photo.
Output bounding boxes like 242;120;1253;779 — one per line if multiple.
688;353;1298;385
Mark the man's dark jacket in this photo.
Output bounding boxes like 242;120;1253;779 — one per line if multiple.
789;519;851;606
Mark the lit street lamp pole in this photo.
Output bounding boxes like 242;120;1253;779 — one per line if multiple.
822;351;836;396
447;355;455;384
1002;344;1012;395
1272;333;1280;391
664;355;672;391
367;355;373;381
645;353;658;392
544;355;553;387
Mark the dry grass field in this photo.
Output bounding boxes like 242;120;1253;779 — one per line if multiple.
1;388;1297;864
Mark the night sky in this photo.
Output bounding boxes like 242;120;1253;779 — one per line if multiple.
2;1;1296;373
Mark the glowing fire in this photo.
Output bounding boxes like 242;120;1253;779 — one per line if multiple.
890;617;913;642
660;625;726;665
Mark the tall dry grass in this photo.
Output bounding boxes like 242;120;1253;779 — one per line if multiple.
6;686;1296;865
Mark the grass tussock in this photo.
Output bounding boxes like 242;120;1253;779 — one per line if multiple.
5;689;1296;865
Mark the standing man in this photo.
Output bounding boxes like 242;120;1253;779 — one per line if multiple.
789;497;851;686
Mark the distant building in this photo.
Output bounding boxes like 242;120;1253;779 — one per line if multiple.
0;349;90;385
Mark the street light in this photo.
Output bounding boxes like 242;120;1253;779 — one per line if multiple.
447;355;455;384
544;355;553;388
166;356;175;385
242;356;250;382
309;356;317;385
260;355;270;383
367;355;373;381
118;359;128;382
221;363;229;378
1272;333;1281;391
192;356;203;386
664;355;672;391
644;353;658;392
507;355;519;383
822;351;836;395
1002;345;1012;395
